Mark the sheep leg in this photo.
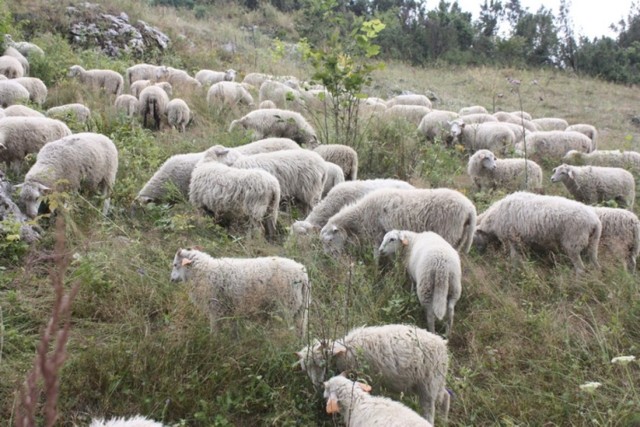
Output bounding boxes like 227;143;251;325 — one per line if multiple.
425;303;436;334
445;299;455;338
565;249;586;274
626;253;636;273
417;383;436;425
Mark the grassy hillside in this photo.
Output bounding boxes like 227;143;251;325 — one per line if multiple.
1;0;640;426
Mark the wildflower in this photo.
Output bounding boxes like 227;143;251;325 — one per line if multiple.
579;382;602;393
611;355;636;365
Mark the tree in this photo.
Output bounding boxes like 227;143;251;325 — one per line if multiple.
557;0;577;70
512;6;559;66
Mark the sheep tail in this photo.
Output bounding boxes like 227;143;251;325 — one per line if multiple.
457;211;475;253
432;268;449;320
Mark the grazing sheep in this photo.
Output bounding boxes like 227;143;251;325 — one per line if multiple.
259;100;277;109
322;375;433;427
449;119;516;154
3;104;43;117
0;80;30;107
291;179;414;236
566;124;598;150
242;72;272;88
321;188;477;256
126;63;168;85
4;46;29;76
313;144;358;181
459;105;488;116
417;110;459;142
157;67;201;93
89;415;165;427
379;230;461;336
138;85;170;130
259;80;304;111
510;110;532;121
550;164;635;209
381;105;431;126
194;68;236;86
46;103;91;125
457;113;498;125
129;79;151;97
0;116;72;171
167;98;191;132
592;207;640;272
473;191;602;273
170;248;310;336
0;170;40;243
467;149;543;192
4;34;45;58
229;108;318;147
386;94;432;109
189;147;281;236
322;161;345;197
562;149;640;175
531;117;569;131
68;65;123;96
114;94;139;117
18;133;118;218
515;130;592;161
493;111;539;132
234;137;301;155
207;81;254;107
12;77;46;105
0;55;24;78
137;152;203;204
296;324;449;424
208;144;327;215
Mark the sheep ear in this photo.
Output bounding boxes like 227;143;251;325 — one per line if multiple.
37;183;52;194
568;169;574;179
356;382;372;393
181;258;193;267
478;152;485;159
401;238;409;246
326;393;339;414
214;147;230;155
332;343;347;356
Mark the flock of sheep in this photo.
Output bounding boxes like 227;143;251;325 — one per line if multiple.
2;30;640;427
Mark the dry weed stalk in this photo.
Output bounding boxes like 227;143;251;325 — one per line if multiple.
14;216;80;427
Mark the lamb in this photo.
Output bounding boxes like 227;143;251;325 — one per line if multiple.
566;124;598;150
379;230;462;336
46;103;91;125
259;80;304;111
291;179;415;235
386;94;432;109
207;144;327;215
0;55;24;78
170;248;310;336
126;63;168;86
473;191;602;273
12;77;47;105
592;207;640;272
68;65;123;96
0;80;30;107
114;94;139;117
459;105;488;115
18;133;118;218
296;324;449;424
4;46;29;76
449;119;516;154
229;108;319;147
194;68;236;86
166;98;191;132
321;188;477;256
0;116;72;171
313;144;358;180
138;85;170;130
531;117;569;131
322;161;345;197
417;110;459;142
188;147;281;236
207;81;254;107
89;415;165;427
467;149;543;192
322;375;433;427
381;105;431;126
4;35;45;58
3;104;44;117
550;164;635;209
562;149;640;175
515;131;592;161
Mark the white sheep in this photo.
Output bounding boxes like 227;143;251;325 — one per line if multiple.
207;81;254;107
258;100;277;109
321;188;477;256
170;248;310;336
233;137;301;155
381;105;431;126
189;147;281;236
562;149;640;175
313;144;358;180
322;375;433;427
459;105;488;116
296;324;449;424
259;79;304;111
417;110;459;142
473;191;602;273
0;80;30;107
493;111;539;132
0;116;72;171
126;63;168;85
515;130;593;161
449;119;516;154
4;46;29;76
456;113;498;124
531;117;569;131
12;77;46;105
566;124;598;150
3;104;44;117
0;55;24;78
138;85;170;130
550;164;635;209
379;230;461;336
18;132;118;218
386;94;432;109
0;170;40;243
4;34;44;58
208;144;327;215
114;94;139;117
129;79;151;97
68;65;123;96
510;110;532;121
242;72;272;88
467;149;543;192
194;68;236;86
291;179;414;236
322;161;345;197
46;103;91;125
592;207;640;272
89;415;165;427
157;67;201;93
166;98;191;132
229;108;319;147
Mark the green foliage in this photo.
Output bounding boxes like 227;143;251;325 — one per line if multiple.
0;218;30;263
28;33;80;87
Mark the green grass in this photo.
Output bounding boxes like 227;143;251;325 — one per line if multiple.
1;0;640;425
